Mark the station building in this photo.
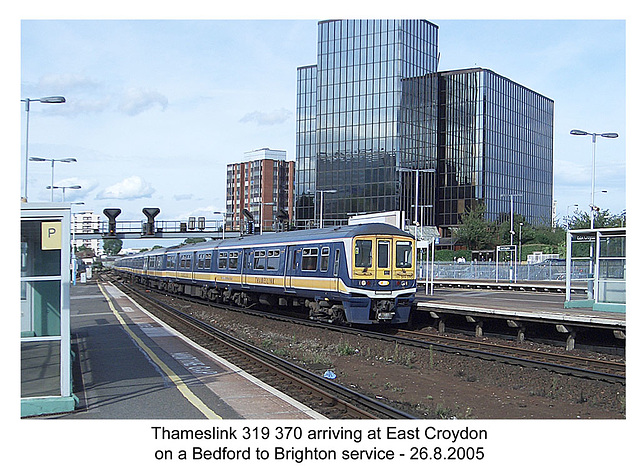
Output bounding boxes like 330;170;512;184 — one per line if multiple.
294;19;554;241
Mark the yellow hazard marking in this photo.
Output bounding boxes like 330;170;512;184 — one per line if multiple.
97;282;222;419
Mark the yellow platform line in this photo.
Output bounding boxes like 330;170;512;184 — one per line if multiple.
97;282;222;419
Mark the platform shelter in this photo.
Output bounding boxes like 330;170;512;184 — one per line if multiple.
21;203;77;416
565;227;625;313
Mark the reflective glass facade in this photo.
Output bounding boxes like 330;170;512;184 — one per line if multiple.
295;20;554;235
296;19;439;227
437;68;553;233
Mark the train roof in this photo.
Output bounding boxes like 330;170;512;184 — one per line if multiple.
216;223;413;248
117;223;413;259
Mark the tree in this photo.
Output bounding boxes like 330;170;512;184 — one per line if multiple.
454;204;498;249
568;209;626;230
103;238;123;256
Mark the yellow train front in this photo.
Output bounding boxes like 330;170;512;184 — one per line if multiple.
113;223;416;325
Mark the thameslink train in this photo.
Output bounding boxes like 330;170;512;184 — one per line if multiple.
113;223;416;325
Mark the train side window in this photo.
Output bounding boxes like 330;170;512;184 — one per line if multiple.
149;256;156;268
229;251;238;270
355;239;372;268
320;247;330;272
302;248;318;271
333;249;341;276
267;249;280;270
197;253;204;269
254;250;266;270
204;253;211;268
218;252;228;269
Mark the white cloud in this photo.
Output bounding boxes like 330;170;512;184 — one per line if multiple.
239;108;292;126
96;176;155;200
118;87;168;116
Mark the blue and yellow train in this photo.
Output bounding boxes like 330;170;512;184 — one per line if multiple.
113;223;416;325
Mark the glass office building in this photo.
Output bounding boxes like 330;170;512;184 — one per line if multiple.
295;19;439;227
296;20;554;236
436;68;554;236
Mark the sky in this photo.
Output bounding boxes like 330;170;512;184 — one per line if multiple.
15;4;631;248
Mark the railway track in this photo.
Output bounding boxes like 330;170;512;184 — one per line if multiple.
390;328;625;384
110;272;624;387
109;277;415;419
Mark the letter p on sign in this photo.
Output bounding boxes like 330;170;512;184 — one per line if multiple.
42;221;62;250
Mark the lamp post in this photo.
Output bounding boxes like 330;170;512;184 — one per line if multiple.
570;129;618;229
212;211;227;239
29;156;77;201
21;96;66;201
398;167;437;229
316;189;337;228
47;184;81;202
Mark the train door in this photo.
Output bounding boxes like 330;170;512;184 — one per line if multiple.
284;245;297;292
241;248;252;288
332;248;341;292
375;238;392;281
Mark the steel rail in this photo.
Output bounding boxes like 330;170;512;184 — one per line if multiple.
114;278;416;419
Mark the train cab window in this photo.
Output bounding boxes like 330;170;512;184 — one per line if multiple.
218;252;228;269
378;241;390;268
267;249;280;270
396;241;413;268
320;247;330;272
302;248;318;271
254;250;266;270
355;239;372;268
228;251;238;270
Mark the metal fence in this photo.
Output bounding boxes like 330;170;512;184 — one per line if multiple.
419;261;592;282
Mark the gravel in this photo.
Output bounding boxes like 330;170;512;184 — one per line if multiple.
157;295;625;420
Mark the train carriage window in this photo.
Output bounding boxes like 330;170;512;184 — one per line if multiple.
218;252;228;269
355;239;373;268
302;248;318;271
378;241;390;268
267;249;280;270
197;253;204;269
254;250;266;270
149;256;156;268
320;247;330;272
228;251;238;270
204;253;211;268
396;241;413;268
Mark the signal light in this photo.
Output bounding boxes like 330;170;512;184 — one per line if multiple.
142;208;160;236
103;208;121;236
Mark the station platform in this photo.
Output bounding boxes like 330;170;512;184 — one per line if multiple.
413;286;625;349
415;286;625;327
51;280;324;419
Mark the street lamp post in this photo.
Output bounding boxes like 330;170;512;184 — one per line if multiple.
570;129;619;229
316;190;337;228
21;96;66;201
213;211;227;239
47;184;81;202
29;156;77;201
398;167;437;228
